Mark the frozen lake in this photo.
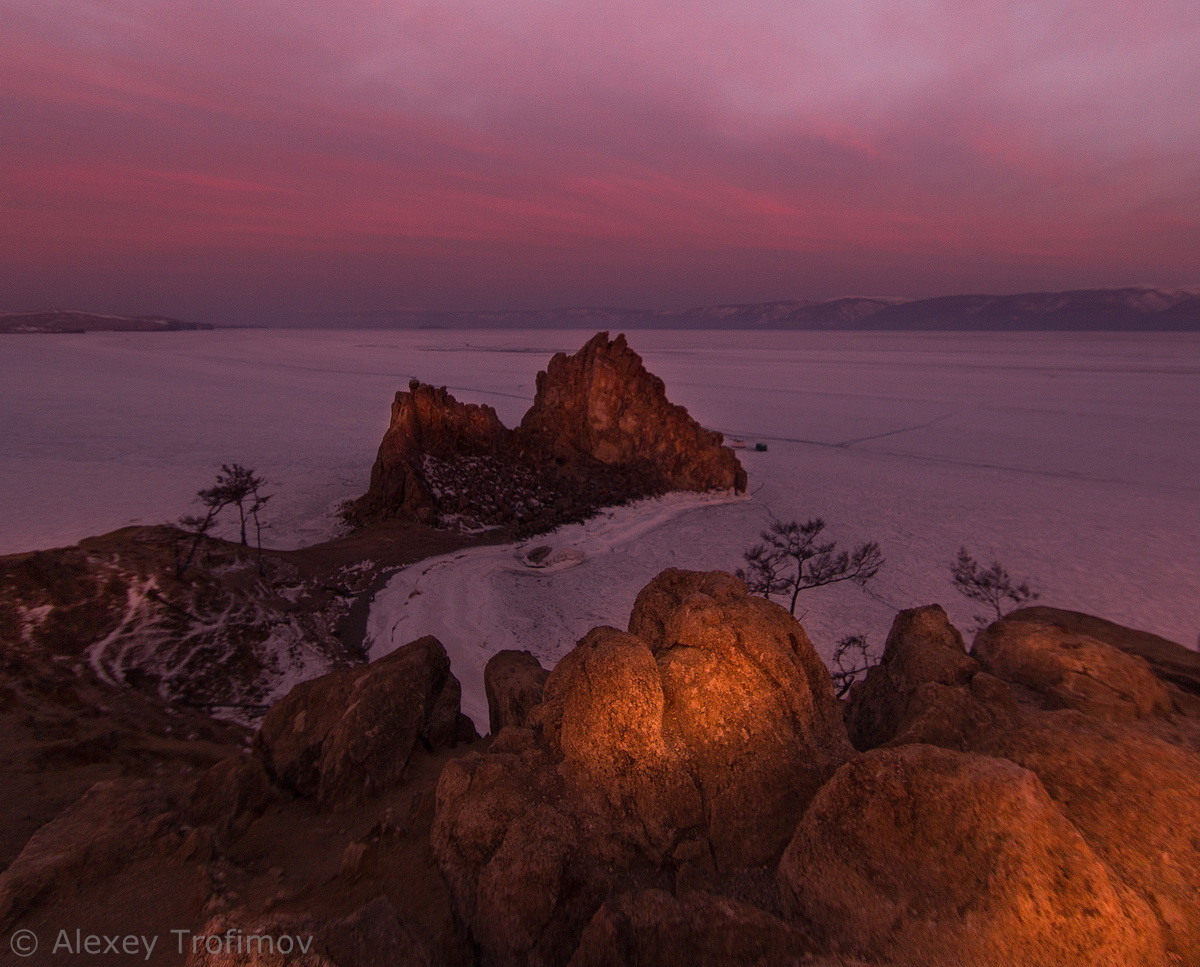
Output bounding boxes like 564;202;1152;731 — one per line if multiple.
2;328;1197;669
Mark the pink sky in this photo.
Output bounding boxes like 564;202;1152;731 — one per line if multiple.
2;0;1198;321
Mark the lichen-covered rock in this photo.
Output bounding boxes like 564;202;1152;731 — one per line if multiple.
778;744;1168;967
484;650;549;735
973;616;1175;721
432;569;851;967
351;333;746;532
255;635;476;807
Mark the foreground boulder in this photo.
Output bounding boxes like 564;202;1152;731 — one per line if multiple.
255;635;476;807
432;569;850;967
349;333;746;532
844;608;1200;964
780;743;1166;967
973;617;1175;721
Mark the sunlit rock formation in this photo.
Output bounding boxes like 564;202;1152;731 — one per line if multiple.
433;575;1200;967
433;569;852;967
348;332;747;532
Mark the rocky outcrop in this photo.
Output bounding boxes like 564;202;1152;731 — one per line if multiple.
10;560;1198;967
349;333;746;532
255;635;476;807
841;609;1200;964
352;382;513;525
431;569;851;967
778;744;1167;967
425;574;1200;967
518;332;747;493
973;617;1175;721
484;650;549;734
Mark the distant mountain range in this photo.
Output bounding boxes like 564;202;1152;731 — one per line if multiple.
312;286;1200;331
0;310;212;334
8;287;1199;332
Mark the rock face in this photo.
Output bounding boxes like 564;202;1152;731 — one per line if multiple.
484;650;550;735
840;609;1200;965
518;333;747;493
973;617;1175;721
778;744;1167;967
352;382;513;525
255;635;476;807
431;569;851;967
349;333;746;532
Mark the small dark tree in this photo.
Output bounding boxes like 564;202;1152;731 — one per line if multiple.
214;464;268;547
950;547;1040;630
174;465;272;578
737;518;884;615
246;474;273;577
829;633;878;698
175;481;232;578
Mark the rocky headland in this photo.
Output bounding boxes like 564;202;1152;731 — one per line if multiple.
346;332;747;533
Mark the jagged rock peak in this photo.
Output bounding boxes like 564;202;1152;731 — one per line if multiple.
519;332;747;493
350;332;747;533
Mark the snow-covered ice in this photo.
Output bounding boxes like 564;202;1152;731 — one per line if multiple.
2;328;1197;722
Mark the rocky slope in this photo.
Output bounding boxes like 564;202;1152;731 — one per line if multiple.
2;560;1197;966
348;332;747;533
0;520;491;724
0;310;212;333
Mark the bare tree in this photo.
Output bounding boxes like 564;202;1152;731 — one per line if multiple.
175;480;232;578
214;464;268;547
737;518;884;615
950;547;1039;630
174;465;272;578
829;633;879;698
246;473;273;576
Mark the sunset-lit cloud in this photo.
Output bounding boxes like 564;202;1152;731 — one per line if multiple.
2;0;1198;320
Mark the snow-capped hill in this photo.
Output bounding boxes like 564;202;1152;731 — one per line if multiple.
861;287;1200;331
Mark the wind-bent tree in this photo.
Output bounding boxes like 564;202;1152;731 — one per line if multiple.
175;464;273;578
737;518;884;616
950;547;1039;630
